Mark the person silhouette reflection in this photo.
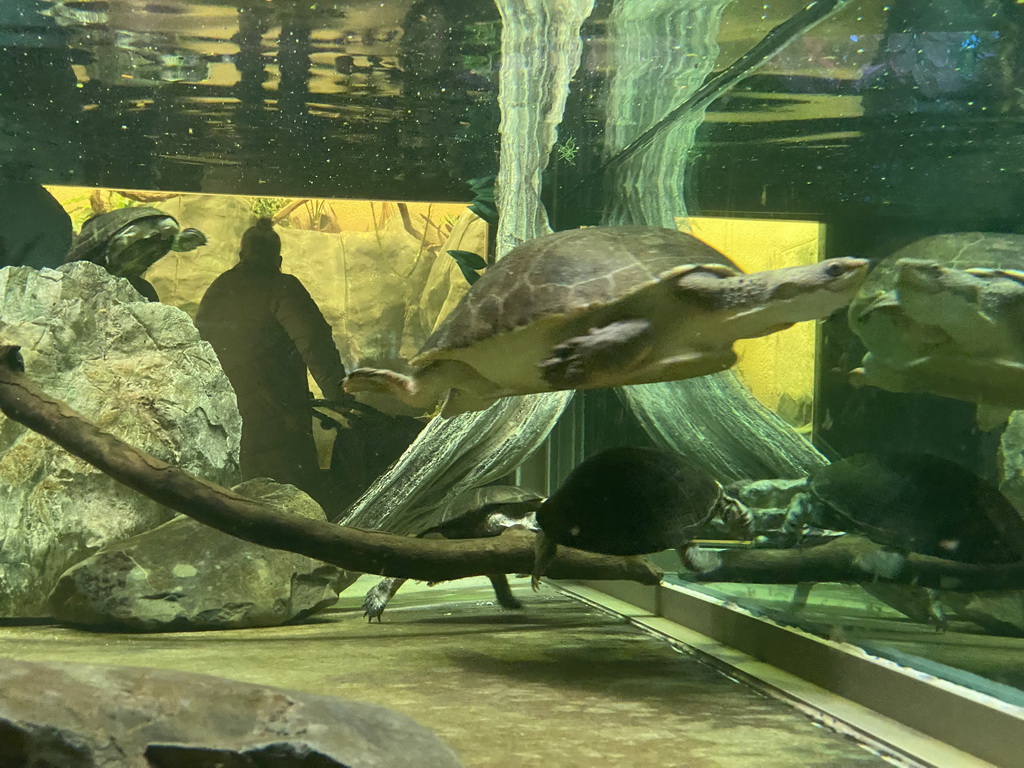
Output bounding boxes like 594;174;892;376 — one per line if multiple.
196;218;348;501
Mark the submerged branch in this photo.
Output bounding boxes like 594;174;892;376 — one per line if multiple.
0;345;660;587
690;535;1024;592
602;0;852;175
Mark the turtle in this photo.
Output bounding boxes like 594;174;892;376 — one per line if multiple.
65;206;207;279
344;226;869;417
362;485;544;622
779;452;1024;631
848;232;1024;408
783;452;1024;565
531;446;753;589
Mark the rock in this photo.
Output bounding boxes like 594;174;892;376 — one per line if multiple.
49;479;348;631
0;658;464;768
0;262;241;617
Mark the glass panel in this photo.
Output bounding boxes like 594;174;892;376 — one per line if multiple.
2;0;1024;733
544;0;1024;709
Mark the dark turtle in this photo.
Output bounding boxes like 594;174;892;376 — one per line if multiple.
345;226;868;416
786;453;1024;565
362;485;544;622
848;232;1024;408
531;446;752;589
66;206;207;279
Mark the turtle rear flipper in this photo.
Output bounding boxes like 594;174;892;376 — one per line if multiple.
363;577;406;622
677;543;722;574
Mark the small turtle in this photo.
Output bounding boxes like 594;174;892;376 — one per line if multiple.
362;485;544;622
345;227;868;416
66;206;207;279
531;446;752;589
849;232;1024;408
784;452;1024;565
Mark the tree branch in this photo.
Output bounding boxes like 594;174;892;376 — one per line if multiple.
0;345;660;586
689;535;1024;592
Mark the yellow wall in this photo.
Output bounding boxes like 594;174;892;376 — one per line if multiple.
686;216;823;430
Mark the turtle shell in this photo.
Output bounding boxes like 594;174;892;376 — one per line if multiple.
66;207;180;274
537;445;722;557
415;227;736;364
422;485;544;539
809;452;1024;563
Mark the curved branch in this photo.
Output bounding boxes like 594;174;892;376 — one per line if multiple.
0;345;660;586
690;535;1024;592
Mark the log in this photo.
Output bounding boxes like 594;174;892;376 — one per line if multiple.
690;535;1024;592
0;345;661;586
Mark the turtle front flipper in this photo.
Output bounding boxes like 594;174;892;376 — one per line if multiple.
716;488;754;539
532;530;558;591
487;574;523;610
538;318;654;389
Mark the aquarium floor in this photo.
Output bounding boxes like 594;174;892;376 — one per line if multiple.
0;576;890;767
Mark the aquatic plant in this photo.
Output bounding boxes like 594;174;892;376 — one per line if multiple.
555;136;580;166
249;196;290;220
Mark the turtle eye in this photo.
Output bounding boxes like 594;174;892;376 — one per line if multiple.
823;260;848;278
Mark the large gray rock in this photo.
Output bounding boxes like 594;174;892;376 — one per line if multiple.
0;262;241;617
0;658;464;768
49;479;347;631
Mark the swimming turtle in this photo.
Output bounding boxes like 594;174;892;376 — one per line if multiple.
783;452;1024;565
344;226;869;416
65;206;207;279
848;232;1024;408
531;446;752;589
362;485;544;622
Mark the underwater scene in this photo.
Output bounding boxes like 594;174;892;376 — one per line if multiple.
2;0;1024;765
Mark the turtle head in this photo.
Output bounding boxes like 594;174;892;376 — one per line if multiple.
671;257;868;337
172;227;207;252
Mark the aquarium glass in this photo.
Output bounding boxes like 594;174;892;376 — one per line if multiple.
543;0;1024;707
3;0;1024;727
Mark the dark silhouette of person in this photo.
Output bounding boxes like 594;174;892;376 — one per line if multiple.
196;218;348;501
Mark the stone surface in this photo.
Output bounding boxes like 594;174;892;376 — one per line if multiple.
49;479;347;631
0;262;241;617
0;658;464;768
